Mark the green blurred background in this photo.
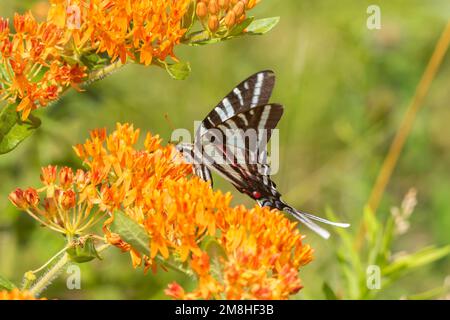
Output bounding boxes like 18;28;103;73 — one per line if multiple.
1;0;449;299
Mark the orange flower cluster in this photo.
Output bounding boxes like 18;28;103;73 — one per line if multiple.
0;12;86;120
10;123;312;299
47;0;191;65
73;123;313;299
0;288;46;300
196;0;260;32
8;164;106;236
166;205;313;299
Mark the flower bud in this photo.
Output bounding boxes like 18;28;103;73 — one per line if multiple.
246;0;257;9
8;188;28;209
196;2;208;19
40;165;57;185
75;169;89;189
218;0;229;9
233;1;245;17
61;190;76;210
43;197;57;217
24;188;39;207
237;13;246;24
208;15;219;32
208;0;219;15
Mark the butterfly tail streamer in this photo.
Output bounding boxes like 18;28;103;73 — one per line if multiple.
283;205;350;239
300;211;350;228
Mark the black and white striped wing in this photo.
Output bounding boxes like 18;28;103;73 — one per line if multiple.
175;142;213;183
197;70;276;137
200;104;283;189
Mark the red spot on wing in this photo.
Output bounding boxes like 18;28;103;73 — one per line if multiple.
252;191;261;199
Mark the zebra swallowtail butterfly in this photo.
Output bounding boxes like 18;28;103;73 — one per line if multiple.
177;70;349;239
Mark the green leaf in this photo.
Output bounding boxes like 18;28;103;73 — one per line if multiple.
246;17;280;35
80;52;109;70
165;61;192;80
363;207;383;266
0;275;16;291
229;17;255;37
363;206;379;245
184;30;214;45
322;282;338;300
111;210;151;256
378;215;395;266
185;16;279;46
0;103;41;155
67;237;102;263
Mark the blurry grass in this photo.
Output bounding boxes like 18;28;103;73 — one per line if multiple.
1;0;450;299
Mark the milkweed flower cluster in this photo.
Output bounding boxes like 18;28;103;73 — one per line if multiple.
0;1;272;157
47;0;191;65
0;289;46;300
0;13;86;120
166;206;313;299
9;123;313;300
8;164;106;236
0;0;191;120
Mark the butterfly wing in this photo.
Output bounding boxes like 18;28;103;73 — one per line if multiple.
197;70;276;137
199;105;350;239
176;142;214;186
200;104;283;192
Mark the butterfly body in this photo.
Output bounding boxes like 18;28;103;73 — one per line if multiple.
177;71;349;239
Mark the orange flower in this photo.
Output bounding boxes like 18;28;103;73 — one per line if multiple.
1;1;190;120
47;0;191;64
0;288;46;300
172;205;313;300
72;123;313;299
10;123;313;300
9;165;105;236
0;12;87;120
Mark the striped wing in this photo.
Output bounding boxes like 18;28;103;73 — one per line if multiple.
200;104;283;189
197;70;276;137
199;104;350;239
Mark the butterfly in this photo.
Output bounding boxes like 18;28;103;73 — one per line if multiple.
176;70;349;239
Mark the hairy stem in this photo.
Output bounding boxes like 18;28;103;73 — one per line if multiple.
86;60;126;84
28;242;111;297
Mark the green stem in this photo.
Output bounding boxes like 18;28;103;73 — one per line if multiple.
29;252;70;297
28;242;111;297
86;60;126;84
